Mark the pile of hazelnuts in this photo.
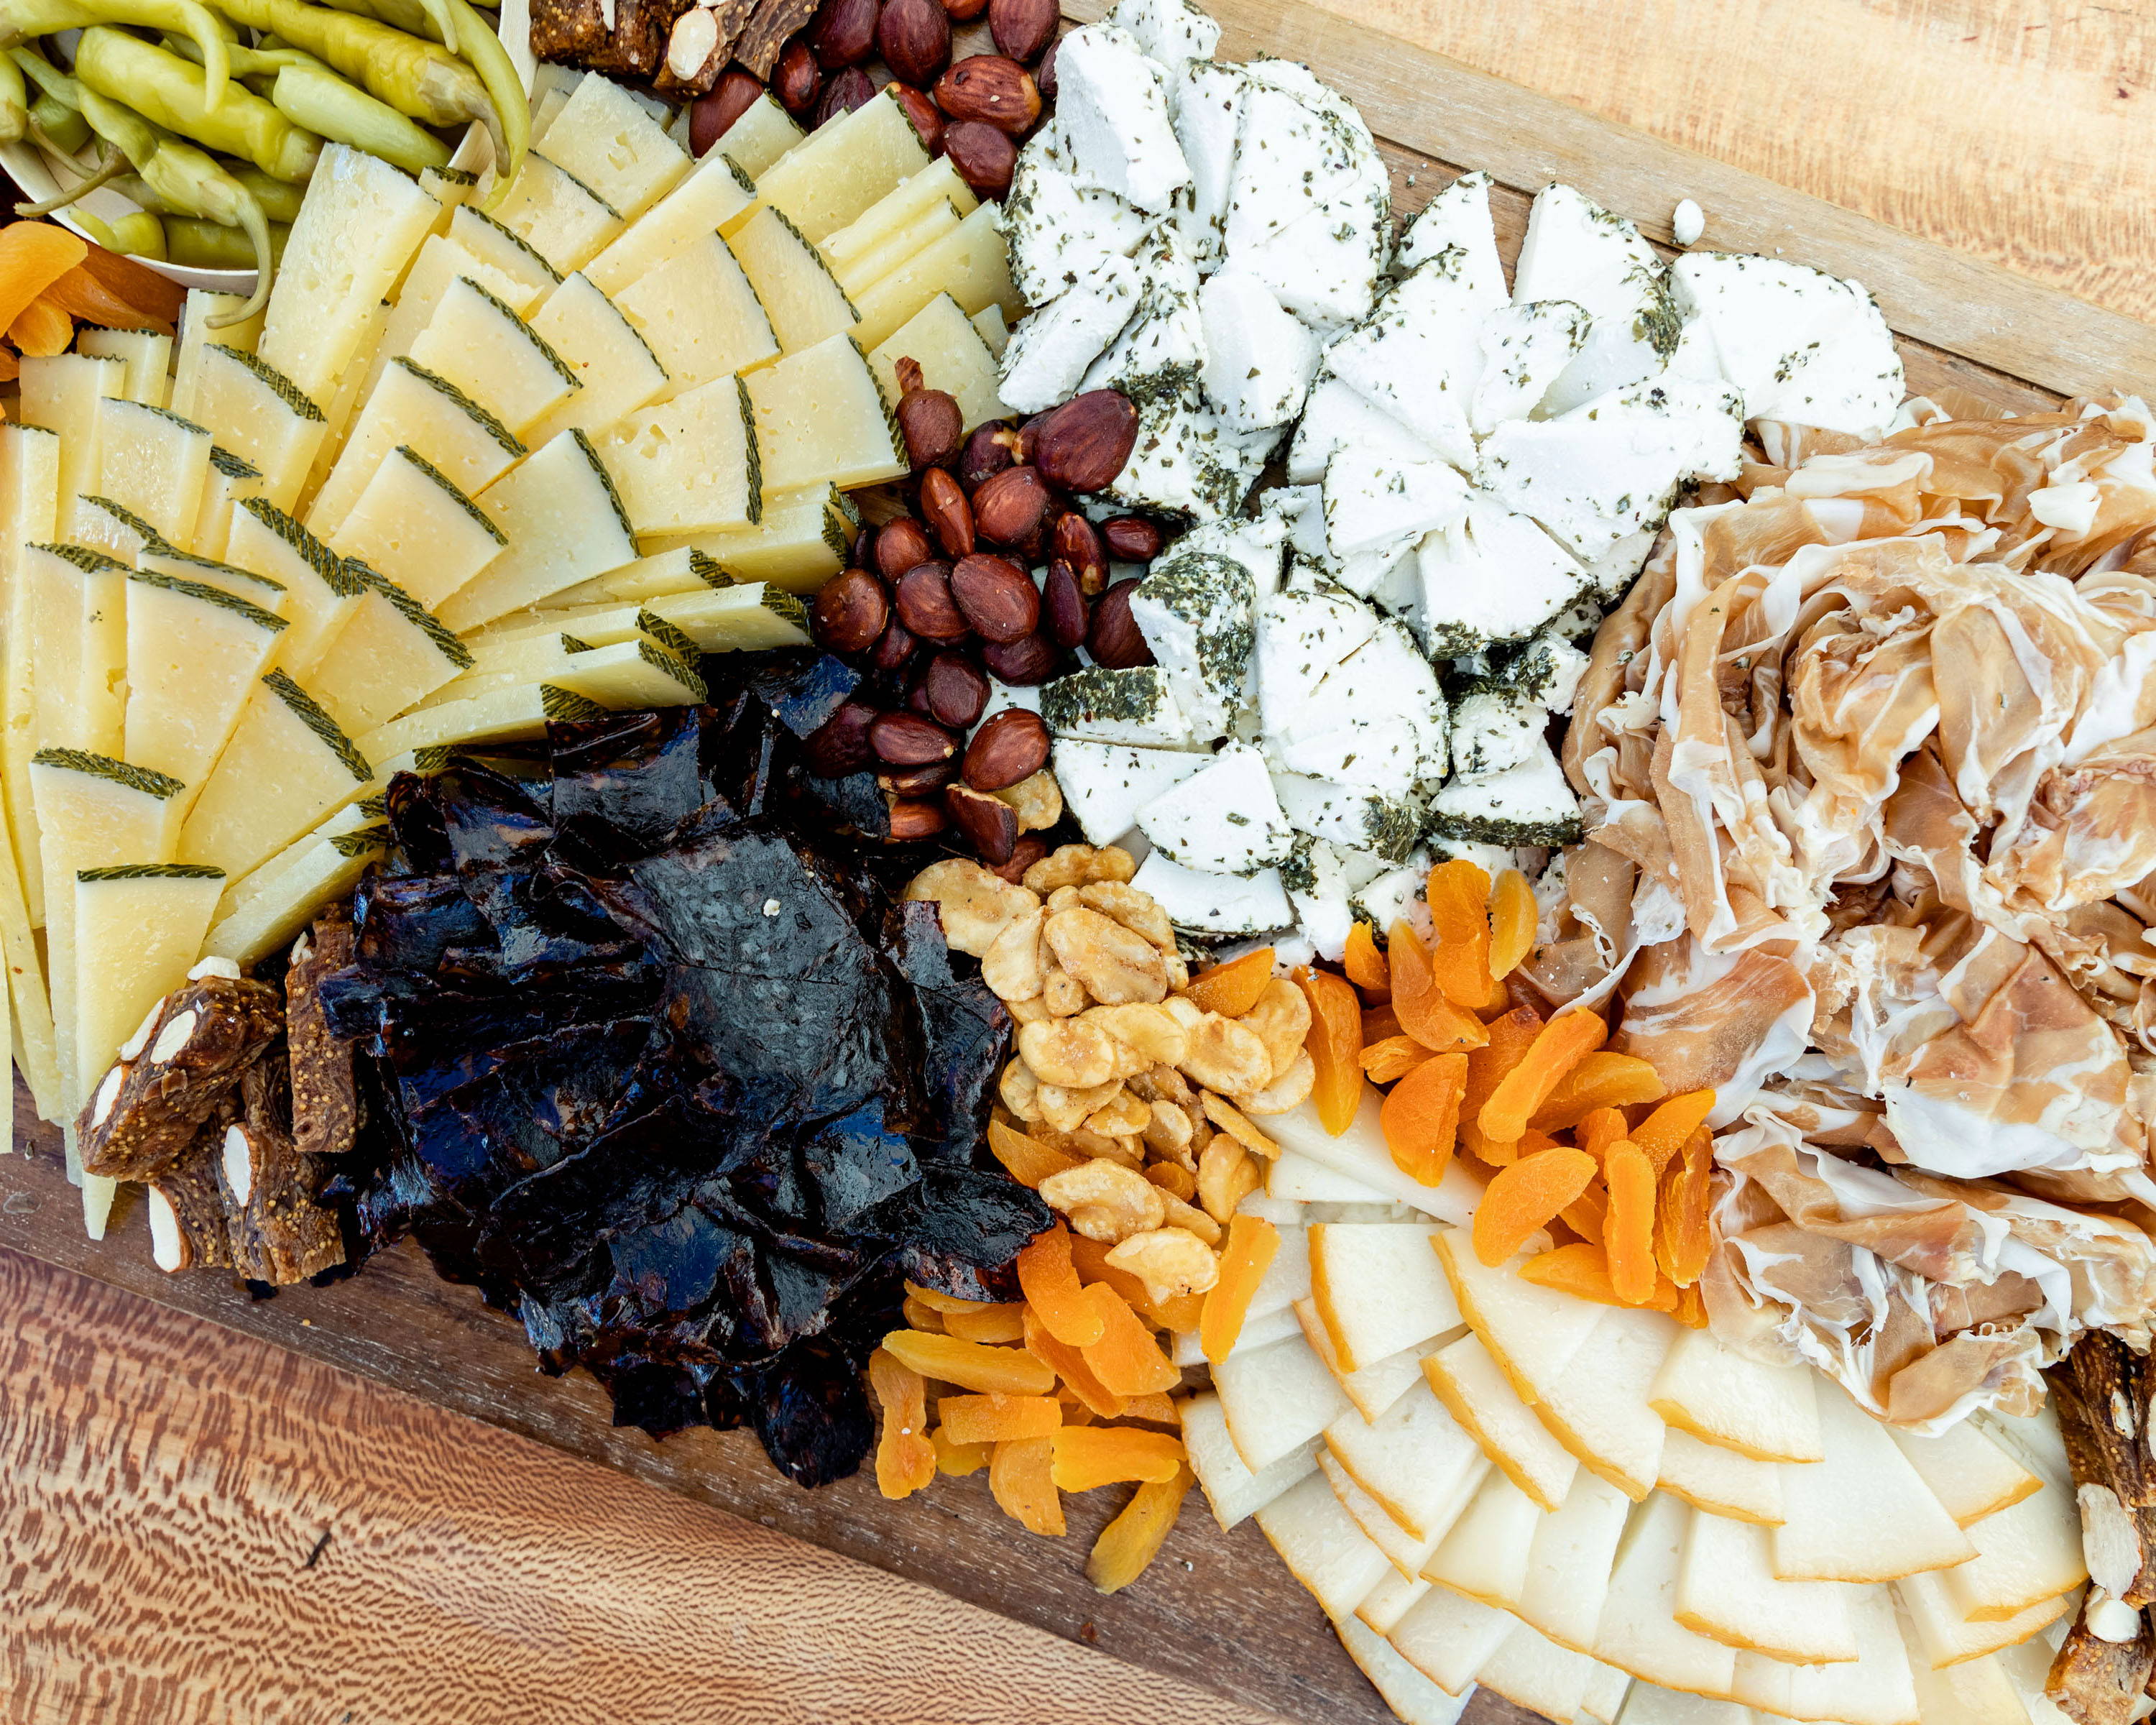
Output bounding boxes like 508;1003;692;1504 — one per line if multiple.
688;0;1059;200
804;369;1162;871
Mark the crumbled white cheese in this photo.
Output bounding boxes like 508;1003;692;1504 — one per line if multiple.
1395;170;1508;303
1053;739;1207;845
1199;267;1321;431
1054;24;1194;215
1137;742;1294;874
1672;197;1705;247
1512;183;1676;418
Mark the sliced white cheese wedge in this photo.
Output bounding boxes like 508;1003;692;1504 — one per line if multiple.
1534;1305;1680;1503
1388;1578;1517;1696
1314;1325;1450;1426
1129;851;1293;937
1319;1448;1447;1581
438;430;639;631
407;274;583;437
594;374;760;538
746;88;931;246
614;231;779;395
1327;1379;1487;1545
1650;1326;1824;1464
1055;22;1191;215
1657;1429;1787;1527
1287;369;1434;487
1396;170;1507;299
1422;1464;1544;1609
1434;1233;1605;1409
224;497;367;676
1516;1468;1634;1654
1325;254;1491;469
123;571;289;804
1938;1484;2086;1624
1427;1329;1581;1513
1678;1506;1859;1665
1730;1583;1918;1725
1269;1090;1488;1225
837;199;961;301
179;671;374;882
1772;1384;1975;1584
1614;1685;1749;1724
1592;1490;1741;1700
1477;1620;1606;1724
17;354;126;528
1888;1421;2042;1530
1310;1221;1464;1374
1049;738;1205;847
1253;1468;1392;1623
1182;1389;1318;1531
1266;1149;1395;1207
1136;742;1291;875
452;204;564;308
190;446;266;561
1578;1661;1635;1725
1670;252;1904;436
303;569;474;734
1511;183;1674;418
524;273;672;444
1893;1571;2068;1672
1355;1568;1433;1637
1214;1332;1352;1475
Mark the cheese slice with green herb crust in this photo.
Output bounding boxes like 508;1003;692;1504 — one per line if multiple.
202;801;389;967
300;297;393;505
603;484;856;597
76;328;172;407
179;669;374;883
585;150;757;298
18;354;125;522
189;344;329;512
0;783;57;1124
727;205;860;355
138;546;290;615
224;497;369;675
745;334;907;493
171;290;264;423
123;570;289;801
522;273;669;443
426;636;706;713
493;151;624;274
594;374;760;538
302;562;474;733
835;199;961;300
712;95;802;180
75;402;212;555
356;681;604;763
533;543;732;610
420;160;479;209
850;202;1021;354
448;204;562;307
407;275;582;436
1;426;60;926
867;291;1010;433
189;446;265;561
75;495;167;564
533;72;688;226
743;89;930;245
258;142;441;405
23;543;128;758
612;232;778;395
71;862;226;1110
362;234;550;413
331;443;506;610
823;156;977;267
306;356;526;540
436;429;639;631
479;583;811;657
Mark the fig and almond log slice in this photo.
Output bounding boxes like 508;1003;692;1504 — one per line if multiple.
147;1119;242;1274
220;1058;346;1286
2053;1333;2156;1606
79;972;285;1182
287;911;361;1159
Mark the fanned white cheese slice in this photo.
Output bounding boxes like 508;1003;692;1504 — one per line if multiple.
1657;1429;1786;1526
1477;1619;1606;1724
1422;1465;1544;1609
1269;1089;1488;1225
1335;1605;1475;1725
1650;1326;1823;1463
1591;1490;1741;1699
1512;183;1674;418
1730;1583;1918;1725
1215;1332;1353;1475
1671;252;1904;435
1772;1384;1975;1583
1427;1328;1581;1513
438;430;639;631
1310;1221;1463;1374
1326;1378;1486;1543
1253;1468;1392;1621
1182;1387;1319;1530
1516;1468;1634;1653
1389;1580;1517;1697
1677;1506;1859;1665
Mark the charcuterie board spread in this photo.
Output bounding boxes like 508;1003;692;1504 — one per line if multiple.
1;1;2153;1723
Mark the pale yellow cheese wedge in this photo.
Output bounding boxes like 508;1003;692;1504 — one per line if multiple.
1889;1422;2041;1530
75;401;211;555
1213;1332;1351;1476
1658;1428;1787;1526
406;274;583;437
179;671;375;883
1387;1579;1516;1696
1939;1484;2086;1623
851;202;1021;353
71;863;226;1113
624;485;855;594
1422;1464;1543;1610
1325;1378;1486;1546
1427;1329;1581;1513
190;446;267;561
820;155;977;270
1772;1385;1974;1584
492;150;622;275
1650;1325;1823;1463
123;571;288;806
225;497;368;676
438;430;638;631
836;199;960;300
1590;1491;1740;1701
76;328;171;406
743;333;906;493
594;374;760;539
614;233;778;395
586;149;756;298
331;443;507;611
202;801;388;967
171;290;263;423
713;94;801;179
0;424;59;926
1180;1389;1317;1532
728;205;861;355
1893;1572;2068;1671
1253;1468;1392;1623
1476;1619;1606;1724
23;543;128;759
190;344;328;514
308;356;525;541
1731;1583;1919;1725
523;273;671;444
1312;1220;1462;1373
1514;1468;1633;1655
745;89;929;245
1677;1505;1859;1665
534;71;688;225
18;354;125;528
867;290;1010;433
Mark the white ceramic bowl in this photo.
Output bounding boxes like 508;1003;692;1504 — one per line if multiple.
1;137;259;295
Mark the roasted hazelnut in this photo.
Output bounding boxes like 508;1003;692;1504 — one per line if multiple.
920;650;991;730
888;796;950;841
963;707;1051;791
942;120;1017;198
691;70;765;157
943;0;987;15
1051;510;1106;594
1034;391;1139;494
881;758;959;796
977;630;1059;684
1035;34;1058;100
1015;413;1044;465
946;783;1021;864
872;617;921;671
989;0;1056;63
990;834;1049;885
918;466;976;556
888;81;944;154
809;566;888;654
960;424;1016;492
1088;579;1154;669
949;553;1039;643
804;700;880;776
893;561;970;641
874;516;933;581
898;386;964;471
870;709;959;766
877;0;951;86
1101;515;1164;562
775;38;823;113
1043;559;1089;649
934;55;1040;134
970;464;1052;548
808;0;880;67
815;65;877;126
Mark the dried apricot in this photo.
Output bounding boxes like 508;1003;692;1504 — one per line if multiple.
1387;921;1491;1052
1080;1283;1183;1397
933;1426;991;1476
1426;859;1500;1011
1051;1425;1184;1491
1480;1010;1607;1143
1023;1306;1127;1420
1361;1003;1403;1043
904;1280;983;1314
1085;1466;1194;1594
1488;868;1537;980
1630;1090;1717;1175
1603;1143;1658;1305
1472;1146;1598;1266
880;1330;1058;1395
1187;947;1273;1017
1381;1050;1468;1188
990;1435;1065;1536
989;1118;1084;1188
1519;1241;1678;1312
1016;1223;1107;1347
1674;1282;1709;1328
1343;922;1391;1000
868;1348;936;1499
1199;1213;1280;1365
1577;1106;1629;1164
1526;1051;1664;1132
1655;1126;1715;1287
1559;1174;1608;1245
1295;965;1365;1138
938;1392;1065;1445
1120;1393;1181;1427
901;1295;947;1333
1458;1006;1544;1164
942;1301;1028;1344
1360;1034;1433;1085
1151;1289;1206;1335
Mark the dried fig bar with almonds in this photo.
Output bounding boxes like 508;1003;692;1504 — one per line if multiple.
79;963;285;1183
219;1059;344;1286
147;1121;240;1275
2053;1333;2156;1605
287;913;360;1159
2048;1600;2155;1725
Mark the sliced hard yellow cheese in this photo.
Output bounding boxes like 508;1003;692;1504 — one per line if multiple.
498;584;809;656
528;79;571;144
303;295;392;503
744;333;906;493
429;637;705;713
258;142;442;405
357;680;604;763
1473;1622;1603;1724
190;446;266;561
405;275;581;437
190;344;329;512
744;89;929;245
1937;1483;2085;1624
0;787;58;1123
449;203;563;308
821;156;977;269
75;495;169;564
1;425;60;924
70;862;227;1108
303;564;474;734
179;670;375;882
139;546;290;615
714;94;802;180
851;202;1021;353
24;543;128;758
1772;1385;1974;1584
522;273;670;443
18;354;126;525
419;160;480;210
594;374;760;538
493;151;624;274
1528;1305;1678;1502
76;328;172;406
533;71;688;225
622;484;855;594
586;150;757;298
437;430;638;630
727;205;860;355
1657;1427;1787;1526
224;497;369;676
1424;1330;1579;1514
1675;1506;1858;1666
1249;1469;1392;1624
332;443;506;610
123;570;289;800
836;198;959;300
1388;1581;1518;1698
530;543;728;610
1588;1489;1740;1699
612;231;778;395
1310;1220;1462;1374
870;291;1014;433
363;234;548;411
308;357;525;540
171;289;264;423
201;801;389;967
1887;1420;2040;1530
972;303;1009;356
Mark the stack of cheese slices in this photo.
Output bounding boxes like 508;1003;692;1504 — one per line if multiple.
0;74;1023;1233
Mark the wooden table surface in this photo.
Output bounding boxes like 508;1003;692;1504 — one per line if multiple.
7;5;2153;1723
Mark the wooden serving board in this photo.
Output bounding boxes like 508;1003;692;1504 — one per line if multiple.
7;6;2151;1721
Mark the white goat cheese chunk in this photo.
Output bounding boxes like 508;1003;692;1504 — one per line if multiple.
998;254;1142;413
1414;489;1588;657
1672;198;1705;247
1512;183;1677;417
1324;251;1492;469
1004;144;1150;305
1199;268;1321;431
1170;61;1250;267
1079;226;1205;401
1105;0;1220;68
1179;509;1290;599
1353;850;1434;942
1304;617;1448;780
1503;629;1590;714
1395;170;1507;302
1670;252;1905;435
1426;742;1583;847
1271;772;1420;863
1133;851;1294;934
1579;525;1659;599
1234;174;1388;333
1287;371;1435;487
1472;299;1590;432
1095;390;1220;522
1040;665;1198;748
1052;739;1205;845
1324;449;1468;563
1138;742;1293;875
1054;24;1192;215
1448;685;1548;778
1253;584;1380;737
1128;548;1255;740
1225;86;1365;255
1258;484;1330;565
1241;58;1377;155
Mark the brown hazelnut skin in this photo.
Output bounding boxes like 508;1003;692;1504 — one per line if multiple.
896;387;964;471
941;121;1017;198
877;0;952;88
989;0;1056;63
690;70;764;157
1087;579;1155;670
774;38;823;114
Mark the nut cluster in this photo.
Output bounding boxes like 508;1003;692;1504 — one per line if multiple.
906;850;1317;1303
804;379;1155;870
691;0;1061;196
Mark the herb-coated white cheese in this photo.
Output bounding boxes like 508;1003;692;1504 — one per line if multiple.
1003;144;1151;308
1169;61;1248;267
1322;253;1492;469
1136;742;1292;875
998;254;1143;413
1511;183;1677;418
1128;549;1255;740
1471;299;1589;433
1253;584;1381;740
1131;849;1292;935
1271;771;1419;864
1425;742;1582;847
1323;449;1469;563
1054;24;1193;216
1395;170;1507;301
1287;372;1433;487
1051;737;1206;845
1041;665;1199;749
1106;0;1220;71
1231;173;1388;333
1414;489;1588;657
1198;268;1320;432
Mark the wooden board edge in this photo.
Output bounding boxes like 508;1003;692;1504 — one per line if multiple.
1061;0;2156;404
